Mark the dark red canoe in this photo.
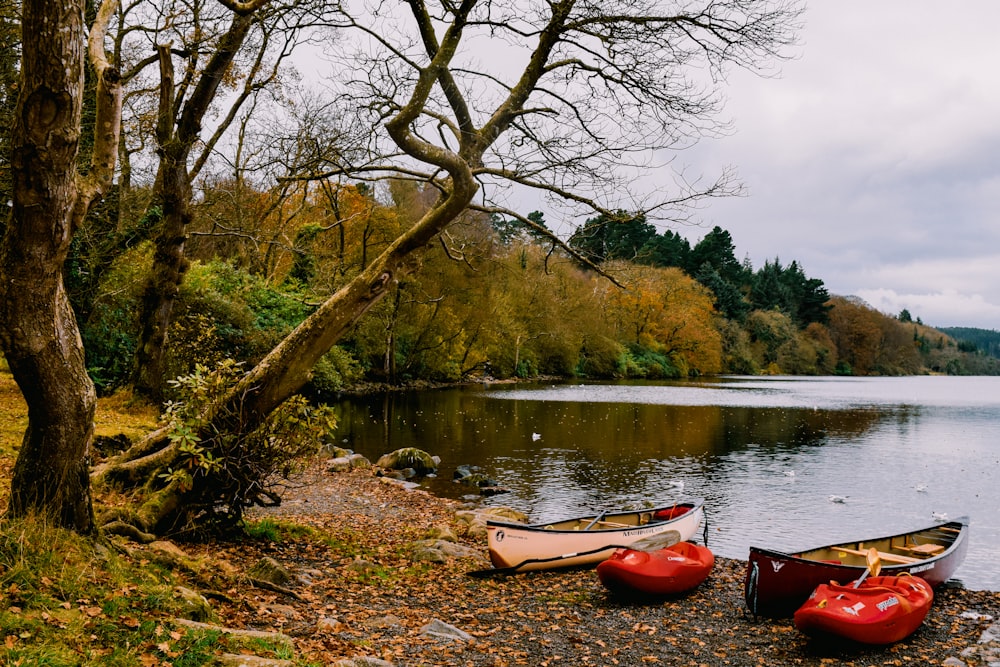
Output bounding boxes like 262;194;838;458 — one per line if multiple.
744;517;968;617
794;574;934;644
597;541;714;596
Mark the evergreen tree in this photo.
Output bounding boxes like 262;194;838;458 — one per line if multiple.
688;226;745;283
750;258;790;312
640;229;691;268
694;262;749;322
569;211;656;263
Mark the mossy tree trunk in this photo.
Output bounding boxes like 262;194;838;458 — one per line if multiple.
0;0;121;532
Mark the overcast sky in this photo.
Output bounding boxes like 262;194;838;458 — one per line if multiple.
674;1;1000;330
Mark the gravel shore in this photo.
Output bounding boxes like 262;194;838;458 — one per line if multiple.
226;467;1000;666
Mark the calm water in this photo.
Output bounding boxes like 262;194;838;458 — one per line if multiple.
332;376;1000;591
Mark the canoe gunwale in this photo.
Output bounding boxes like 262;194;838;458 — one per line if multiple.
485;499;705;535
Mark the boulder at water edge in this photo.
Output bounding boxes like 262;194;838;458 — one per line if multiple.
375;447;439;475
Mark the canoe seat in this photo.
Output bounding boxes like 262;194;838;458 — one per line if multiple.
901;543;945;557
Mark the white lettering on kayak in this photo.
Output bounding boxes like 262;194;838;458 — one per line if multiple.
876;596;900;612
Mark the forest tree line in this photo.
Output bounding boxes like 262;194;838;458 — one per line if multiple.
75;180;1000;402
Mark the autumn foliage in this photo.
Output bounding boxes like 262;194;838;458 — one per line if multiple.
76;180;994;394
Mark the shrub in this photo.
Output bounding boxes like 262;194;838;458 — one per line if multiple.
307;346;365;400
82;244;151;393
158;359;336;535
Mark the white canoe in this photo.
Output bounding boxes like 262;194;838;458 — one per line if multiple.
485;500;705;572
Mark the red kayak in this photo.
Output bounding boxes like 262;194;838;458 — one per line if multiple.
597;541;714;596
793;574;933;645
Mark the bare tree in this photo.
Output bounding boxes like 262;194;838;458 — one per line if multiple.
93;0;801;535
0;0;121;531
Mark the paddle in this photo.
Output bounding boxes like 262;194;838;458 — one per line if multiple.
582;510;610;531
852;546;882;588
467;529;682;578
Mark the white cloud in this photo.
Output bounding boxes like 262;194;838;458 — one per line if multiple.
854;288;1000;331
678;0;1000;331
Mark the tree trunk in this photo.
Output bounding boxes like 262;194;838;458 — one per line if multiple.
131;16;254;401
132;159;192;402
1;0;121;532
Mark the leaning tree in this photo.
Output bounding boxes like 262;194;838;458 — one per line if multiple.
91;0;801;537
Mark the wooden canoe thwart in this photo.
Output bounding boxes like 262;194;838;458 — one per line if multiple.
744;517;969;617
485;500;705;573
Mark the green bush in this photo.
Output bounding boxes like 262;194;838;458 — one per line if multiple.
307;346;365;400
623;345;680;379
159;359;337;535
576;335;626;378
81;244;151;393
164;261;318;393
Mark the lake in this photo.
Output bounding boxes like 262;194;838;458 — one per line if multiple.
331;375;1000;591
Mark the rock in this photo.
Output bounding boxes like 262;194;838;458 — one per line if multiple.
326;450;372;472
345;557;378;573
330;658;394;667
426;524;458;541
326;445;353;458
454;511;488;539
258;603;299;620
480;506;529;522
212;654;293;667
363;614;403;629
173;585;213;622
377;476;421;491
296;567;325;585
454;471;498;488
348;453;371;469
248;556;293;587
375;447;438;475
174;619;294;654
327;456;353;472
411;539;484;563
453;464;481;479
315;616;345;632
420;618;473;642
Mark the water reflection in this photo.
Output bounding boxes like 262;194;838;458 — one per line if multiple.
332;376;1000;591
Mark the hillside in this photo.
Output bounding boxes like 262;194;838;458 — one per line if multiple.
939;327;1000;359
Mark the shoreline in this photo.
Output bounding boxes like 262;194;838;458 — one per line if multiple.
230;466;1000;666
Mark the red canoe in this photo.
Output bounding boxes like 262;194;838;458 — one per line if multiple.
745;517;968;617
596;541;714;596
793;574;934;645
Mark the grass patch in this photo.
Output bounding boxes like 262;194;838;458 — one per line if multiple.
243;518;314;542
0;516;179;664
0;515;307;665
0;370;314;665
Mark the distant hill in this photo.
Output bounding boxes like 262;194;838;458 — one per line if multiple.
938;327;1000;359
